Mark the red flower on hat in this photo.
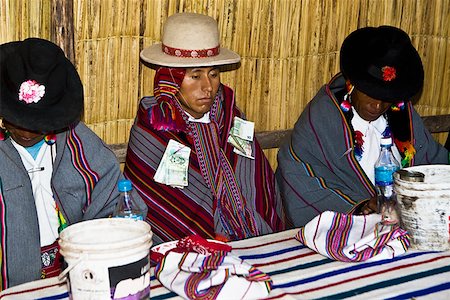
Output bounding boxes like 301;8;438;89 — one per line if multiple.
381;66;396;82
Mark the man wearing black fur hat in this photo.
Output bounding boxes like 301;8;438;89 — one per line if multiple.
0;38;146;289
276;26;448;227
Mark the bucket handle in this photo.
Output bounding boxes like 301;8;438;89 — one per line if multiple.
58;253;87;282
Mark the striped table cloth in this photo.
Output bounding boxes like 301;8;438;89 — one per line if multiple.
151;229;450;300
1;229;449;299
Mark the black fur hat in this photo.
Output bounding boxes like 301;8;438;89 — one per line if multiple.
0;38;83;132
340;26;424;102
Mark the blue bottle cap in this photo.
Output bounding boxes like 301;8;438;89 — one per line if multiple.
118;179;132;192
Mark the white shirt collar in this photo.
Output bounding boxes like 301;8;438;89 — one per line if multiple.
184;111;211;123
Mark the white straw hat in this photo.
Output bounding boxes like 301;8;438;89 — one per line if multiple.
140;13;240;67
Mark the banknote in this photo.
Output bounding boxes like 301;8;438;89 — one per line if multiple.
227;117;255;159
230;117;254;141
154;139;191;188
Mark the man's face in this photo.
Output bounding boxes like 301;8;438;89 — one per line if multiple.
3;121;46;147
178;67;220;119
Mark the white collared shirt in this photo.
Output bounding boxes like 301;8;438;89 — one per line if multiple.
351;107;402;184
185;111;211;123
12;140;58;246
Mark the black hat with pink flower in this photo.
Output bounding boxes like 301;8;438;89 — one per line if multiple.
340;26;424;102
0;38;83;132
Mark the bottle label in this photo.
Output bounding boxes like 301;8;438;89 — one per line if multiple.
375;166;399;186
115;214;144;221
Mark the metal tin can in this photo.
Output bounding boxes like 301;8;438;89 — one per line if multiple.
396;169;425;182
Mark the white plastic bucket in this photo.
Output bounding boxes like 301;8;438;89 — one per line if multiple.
394;165;450;251
59;218;153;299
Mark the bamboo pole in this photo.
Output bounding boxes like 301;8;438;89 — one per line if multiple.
51;0;75;63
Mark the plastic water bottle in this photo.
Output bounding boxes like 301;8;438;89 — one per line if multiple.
374;137;400;225
113;179;145;221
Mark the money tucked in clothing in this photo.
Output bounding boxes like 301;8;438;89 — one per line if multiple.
230;116;255;141
228;117;255;159
154;139;191;188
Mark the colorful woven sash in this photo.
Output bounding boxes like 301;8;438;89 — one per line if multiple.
151;68;259;240
66;126;99;211
189;94;259;240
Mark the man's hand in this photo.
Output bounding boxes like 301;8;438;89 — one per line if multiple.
356;196;377;215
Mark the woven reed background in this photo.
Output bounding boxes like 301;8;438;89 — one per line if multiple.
1;0;449;168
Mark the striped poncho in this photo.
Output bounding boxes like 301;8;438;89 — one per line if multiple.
124;68;285;244
276;74;449;227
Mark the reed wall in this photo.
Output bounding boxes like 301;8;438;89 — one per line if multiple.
1;0;449;167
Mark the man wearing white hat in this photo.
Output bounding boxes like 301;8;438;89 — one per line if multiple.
124;13;285;244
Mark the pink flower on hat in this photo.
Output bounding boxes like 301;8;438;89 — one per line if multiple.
381;66;396;82
18;80;45;104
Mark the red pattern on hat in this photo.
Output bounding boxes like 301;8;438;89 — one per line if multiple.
381;66;396;81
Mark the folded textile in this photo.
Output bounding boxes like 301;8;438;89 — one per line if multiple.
153;235;272;300
296;211;410;262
